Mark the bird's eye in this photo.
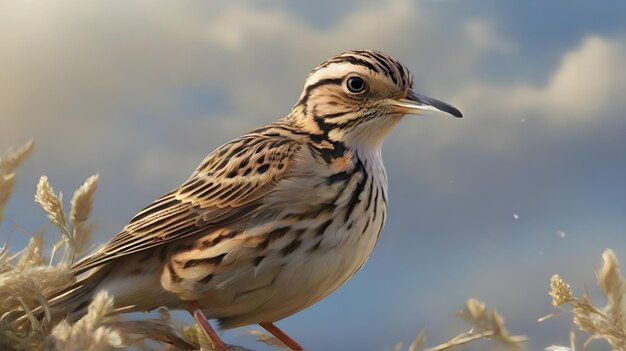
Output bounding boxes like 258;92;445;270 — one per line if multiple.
346;76;366;93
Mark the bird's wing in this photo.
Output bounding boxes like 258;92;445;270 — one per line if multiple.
72;133;302;274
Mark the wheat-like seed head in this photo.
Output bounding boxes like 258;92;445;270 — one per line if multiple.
15;234;45;269
549;275;573;307
598;249;625;330
0;173;16;221
0;140;34;222
545;249;626;350
50;291;122;351
34;176;68;234
0;140;34;176
69;175;98;227
69;175;99;257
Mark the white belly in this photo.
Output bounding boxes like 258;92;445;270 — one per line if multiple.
205;178;387;328
255;209;385;323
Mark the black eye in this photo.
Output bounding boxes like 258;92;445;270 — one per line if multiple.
346;76;366;93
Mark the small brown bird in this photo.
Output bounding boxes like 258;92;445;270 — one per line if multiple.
46;50;462;350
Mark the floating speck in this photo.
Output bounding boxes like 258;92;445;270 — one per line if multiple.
513;213;519;220
556;230;566;238
520;118;526;123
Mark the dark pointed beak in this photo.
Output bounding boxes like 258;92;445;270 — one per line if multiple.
385;89;463;118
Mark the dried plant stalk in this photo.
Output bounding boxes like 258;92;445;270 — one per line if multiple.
379;298;526;351
69;174;99;259
69;175;98;227
598;250;625;331
34;176;69;236
545;249;626;350
0;173;16;221
50;291;122;351
249;329;289;350
408;329;426;351
0;140;34;222
0;140;34;176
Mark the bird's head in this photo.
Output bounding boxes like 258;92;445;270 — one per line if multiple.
289;50;462;148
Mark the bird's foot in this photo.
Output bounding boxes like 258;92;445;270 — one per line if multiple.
187;302;229;350
259;322;304;351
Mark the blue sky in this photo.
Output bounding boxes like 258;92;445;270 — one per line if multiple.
2;1;626;350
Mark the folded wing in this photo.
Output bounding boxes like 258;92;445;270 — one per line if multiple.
72;133;302;274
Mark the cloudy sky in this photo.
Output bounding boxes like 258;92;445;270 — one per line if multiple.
2;0;626;349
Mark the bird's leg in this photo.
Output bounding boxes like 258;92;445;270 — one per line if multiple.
187;302;227;350
259;322;304;351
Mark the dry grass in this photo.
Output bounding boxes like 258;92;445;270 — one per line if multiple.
542;249;626;350
0;139;34;223
1;140;624;351
251;298;527;351
0;141;199;350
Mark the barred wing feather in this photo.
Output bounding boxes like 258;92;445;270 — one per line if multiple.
71;134;302;274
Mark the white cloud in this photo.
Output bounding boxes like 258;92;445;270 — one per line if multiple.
1;0;624;192
0;0;425;178
455;35;626;124
543;36;626;118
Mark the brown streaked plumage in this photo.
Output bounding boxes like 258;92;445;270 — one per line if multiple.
40;50;462;350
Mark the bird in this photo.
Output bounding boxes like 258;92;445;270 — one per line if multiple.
40;50;462;350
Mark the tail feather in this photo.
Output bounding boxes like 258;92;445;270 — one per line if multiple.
11;265;112;329
47;266;112;323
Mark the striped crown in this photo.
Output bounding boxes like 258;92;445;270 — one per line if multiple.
288;50;415;147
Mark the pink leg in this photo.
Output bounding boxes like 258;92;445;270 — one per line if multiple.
187;302;227;350
259;322;304;351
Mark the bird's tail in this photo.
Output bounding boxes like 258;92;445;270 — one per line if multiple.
11;265;112;329
50;268;110;322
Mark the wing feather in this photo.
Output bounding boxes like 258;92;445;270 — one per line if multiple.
72;133;302;274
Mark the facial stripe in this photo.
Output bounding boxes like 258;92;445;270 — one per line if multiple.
297;77;343;107
291;50;412;145
368;51;397;84
309;50;411;92
334;55;380;73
